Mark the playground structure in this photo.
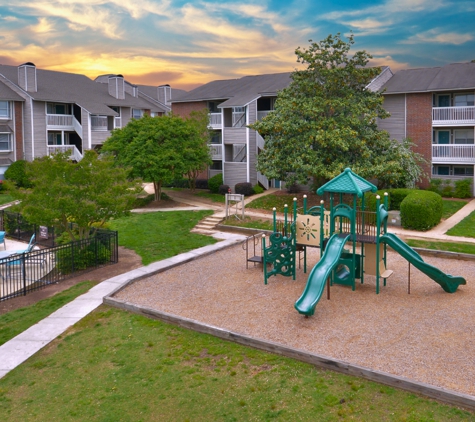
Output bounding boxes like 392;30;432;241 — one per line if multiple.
260;168;466;317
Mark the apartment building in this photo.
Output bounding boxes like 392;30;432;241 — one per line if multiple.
0;62;176;178
376;62;475;191
172;72;292;191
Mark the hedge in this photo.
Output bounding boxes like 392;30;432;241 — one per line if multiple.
400;190;443;231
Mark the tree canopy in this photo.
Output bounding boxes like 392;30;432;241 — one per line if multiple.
250;33;425;189
12;150;142;241
102;112;212;200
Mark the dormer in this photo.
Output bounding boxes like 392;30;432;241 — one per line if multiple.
18;62;37;93
158;85;171;106
125;81;138;97
108;75;125;100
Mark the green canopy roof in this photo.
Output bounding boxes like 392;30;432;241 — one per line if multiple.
316;168;377;198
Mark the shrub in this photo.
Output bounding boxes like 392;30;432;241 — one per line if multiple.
454;179;472;199
287;183;300;194
428;178;443;194
195;179;208;190
235;182;253;196
253;184;264;195
218;184;230;195
208;173;223;193
400;191;443;231
441;180;453;197
4;160;32;188
163;179;188;188
133;194;155;208
363;190;390;211
55;241;111;275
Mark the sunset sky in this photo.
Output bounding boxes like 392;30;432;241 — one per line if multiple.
0;0;474;90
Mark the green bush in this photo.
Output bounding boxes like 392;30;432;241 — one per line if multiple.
454;179;472;199
208;173;223;194
235;182;253;196
218;184;230;195
55;240;111;275
400;191;443;231
363;190;390;211
4;160;32;188
253;184;264;195
428;178;443;194
441;179;453;197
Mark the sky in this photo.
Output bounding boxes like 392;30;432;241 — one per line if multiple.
0;0;474;90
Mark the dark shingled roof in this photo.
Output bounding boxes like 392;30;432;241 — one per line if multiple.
382;62;475;94
172;72;292;106
0;79;24;101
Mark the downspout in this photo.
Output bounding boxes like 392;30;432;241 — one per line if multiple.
88;113;92;150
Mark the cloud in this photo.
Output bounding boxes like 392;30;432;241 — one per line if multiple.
403;29;473;45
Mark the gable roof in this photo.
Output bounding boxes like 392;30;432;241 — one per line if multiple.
382;62;475;94
0;79;24;101
0;65;168;116
172;72;292;107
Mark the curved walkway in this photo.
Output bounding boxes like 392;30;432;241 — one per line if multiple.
1;190;475;409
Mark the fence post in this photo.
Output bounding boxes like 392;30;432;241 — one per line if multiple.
22;254;27;296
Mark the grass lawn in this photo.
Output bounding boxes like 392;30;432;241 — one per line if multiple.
442;200;467;219
194;191;227;203
222;216;274;231
0;306;472;421
446;211;475;238
0;281;95;346
406;239;475;255
108;210;216;265
0;193;15;206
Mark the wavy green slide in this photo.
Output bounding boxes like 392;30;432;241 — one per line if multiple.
295;234;350;316
380;233;466;293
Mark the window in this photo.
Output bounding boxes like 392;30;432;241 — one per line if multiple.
47;132;69;146
132;109;143;119
454;94;474;107
210;160;222;170
46;103;71;115
0;101;10;119
210;132;222;144
208;102;222;113
0;133;11;151
432;165;474;176
454;129;474;144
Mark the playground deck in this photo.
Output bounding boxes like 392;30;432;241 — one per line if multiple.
113;243;475;398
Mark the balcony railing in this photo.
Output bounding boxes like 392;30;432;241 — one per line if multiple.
432;144;475;163
47;114;73;128
91;116;108;131
48;145;83;162
256;132;265;150
257;110;272;120
209;113;222;128
209;144;222;160
257;171;269;189
432;106;475;126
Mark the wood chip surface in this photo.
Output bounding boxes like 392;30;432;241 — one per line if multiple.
114;244;475;396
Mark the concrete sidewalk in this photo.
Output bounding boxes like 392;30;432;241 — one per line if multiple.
1;192;474;379
0;232;247;379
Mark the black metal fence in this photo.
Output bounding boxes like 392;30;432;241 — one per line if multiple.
0;230;118;302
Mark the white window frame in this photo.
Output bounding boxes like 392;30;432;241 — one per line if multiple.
0;101;10;119
454;93;474;107
0;133;11;151
132;109;144;119
454;129;475;144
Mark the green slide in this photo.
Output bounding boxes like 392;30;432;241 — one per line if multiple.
295;234;350;316
380;233;466;293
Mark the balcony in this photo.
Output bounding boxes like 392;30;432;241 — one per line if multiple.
209;113;222;129
257;110;272;120
47;114;73;129
209;144;222;160
432;106;475;126
48;145;83;162
432;144;475;163
91;116;108;131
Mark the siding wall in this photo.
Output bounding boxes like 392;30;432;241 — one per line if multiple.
406;92;433;187
223;128;246;144
81;108;89;151
223;162;247;191
91;130;110;146
248;101;257;186
32;101;47;159
379;94;406;142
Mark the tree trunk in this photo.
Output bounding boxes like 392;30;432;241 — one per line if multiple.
153;181;162;201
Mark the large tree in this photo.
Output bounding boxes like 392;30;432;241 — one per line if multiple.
12;150;141;241
102;113;211;200
250;33;425;188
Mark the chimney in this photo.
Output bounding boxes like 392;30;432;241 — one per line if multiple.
108;75;125;99
18;62;37;92
157;84;171;106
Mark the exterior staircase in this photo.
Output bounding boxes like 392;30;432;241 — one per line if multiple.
191;213;225;235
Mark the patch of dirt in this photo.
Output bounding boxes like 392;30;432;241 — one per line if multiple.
0;246;143;315
141;198;191;209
